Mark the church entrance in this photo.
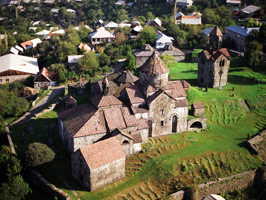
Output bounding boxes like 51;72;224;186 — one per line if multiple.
172;115;177;133
148;120;153;137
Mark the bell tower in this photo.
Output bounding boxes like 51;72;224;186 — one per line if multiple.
209;26;223;51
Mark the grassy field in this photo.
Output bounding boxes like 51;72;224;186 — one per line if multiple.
10;56;266;199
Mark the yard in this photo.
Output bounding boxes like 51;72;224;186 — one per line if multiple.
10;57;266;199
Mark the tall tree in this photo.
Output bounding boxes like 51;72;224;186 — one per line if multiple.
78;51;99;76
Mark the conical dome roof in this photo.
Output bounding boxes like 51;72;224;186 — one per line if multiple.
116;70;139;84
138;51;169;75
210;26;222;37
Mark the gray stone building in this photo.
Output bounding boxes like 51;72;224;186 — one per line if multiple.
71;137;126;191
58;51;207;191
198;26;231;88
134;44;185;68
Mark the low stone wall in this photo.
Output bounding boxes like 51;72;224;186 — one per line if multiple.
26;169;70;200
198;170;256;199
170;169;257;200
247;130;266;155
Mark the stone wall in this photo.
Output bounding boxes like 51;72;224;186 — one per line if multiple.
90;158;125;191
27;169;70;200
212;54;230;88
247;130;266;155
198;170;256;199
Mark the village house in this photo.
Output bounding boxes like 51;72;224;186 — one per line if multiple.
88;27;115;45
167;0;193;7
34;67;57;89
0;54;39;84
148;17;162;27
198;26;231;88
226;0;241;7
20;38;42;50
104;21;118;31
175;12;202;25
67;55;84;70
240;5;261;18
156;31;174;49
224;25;259;52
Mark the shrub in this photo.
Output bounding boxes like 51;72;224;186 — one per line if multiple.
24;142;55;167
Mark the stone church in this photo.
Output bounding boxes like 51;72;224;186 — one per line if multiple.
58;51;206;191
198;26;231;88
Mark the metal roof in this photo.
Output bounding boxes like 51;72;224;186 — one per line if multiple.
0;54;39;75
225;25;259;36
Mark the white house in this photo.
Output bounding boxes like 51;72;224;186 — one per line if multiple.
88;27;115;45
156;31;174;49
104;21;118;30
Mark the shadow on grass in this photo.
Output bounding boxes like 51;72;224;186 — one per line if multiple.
228;75;266;85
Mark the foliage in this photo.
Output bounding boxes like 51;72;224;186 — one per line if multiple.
160;54;176;66
246;41;263;70
99;53;111;67
78;51;99;76
125;50;136;71
139;25;157;46
243;18;260;28
146;11;155;21
0;175;31;200
24;142;55;168
50;64;68;84
115;32;127;44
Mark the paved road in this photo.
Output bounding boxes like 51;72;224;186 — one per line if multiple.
10;85;65;127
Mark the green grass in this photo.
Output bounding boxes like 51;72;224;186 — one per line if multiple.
10;56;266;199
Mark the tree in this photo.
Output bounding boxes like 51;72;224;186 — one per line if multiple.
146;12;155;21
24;142;55;167
160;54;176;67
139;25;157;46
50;64;68;84
202;9;218;24
0;175;31;200
99;53;111;67
125;51;136;71
115;32;127;44
54;41;77;63
63;26;81;46
78;51;99;76
246;41;262;70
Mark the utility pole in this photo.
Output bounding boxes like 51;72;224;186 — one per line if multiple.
173;0;178;24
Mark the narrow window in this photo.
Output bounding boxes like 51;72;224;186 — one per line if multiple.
6;79;9;82
161;121;164;126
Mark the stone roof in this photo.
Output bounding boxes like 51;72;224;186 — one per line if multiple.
58;104;107;137
116;70;139;84
90;94;123;108
137;118;149;130
192;102;205;109
159;44;185;56
80;137;126;170
210;26;222;37
138;51;169;75
125;85;146;105
133;44;154;57
164;80;187;98
65;95;77;105
103;107;127;131
175;99;188;107
201;48;231;61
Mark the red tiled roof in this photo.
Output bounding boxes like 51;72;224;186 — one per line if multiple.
103;107;126;131
132;132;142;144
218;48;231;60
192;102;205;109
120;107;137;127
137;118;149;130
34;67;51;82
175;99;188;107
202;48;231;61
138;51;169;75
125;86;146;105
90;94;123;108
131;106;148;114
20;40;33;49
80;137;126;170
58;104;107;137
164;80;187;98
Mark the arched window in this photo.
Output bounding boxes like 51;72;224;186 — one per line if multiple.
148;120;153;137
122;140;129;144
172;115;178;133
160;109;164;115
220;59;225;67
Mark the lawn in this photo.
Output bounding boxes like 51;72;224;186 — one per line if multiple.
10;57;266;200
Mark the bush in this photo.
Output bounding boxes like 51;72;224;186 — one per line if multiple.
24;142;55;167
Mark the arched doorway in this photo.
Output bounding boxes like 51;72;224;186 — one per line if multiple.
148;120;153;137
172;115;177;133
190;122;203;129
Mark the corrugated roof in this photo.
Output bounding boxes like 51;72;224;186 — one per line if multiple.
156;31;174;44
68;55;84;64
225;25;259;37
89;27;115;39
80;137;126;170
138;51;169;75
0;54;39;75
241;5;261;14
